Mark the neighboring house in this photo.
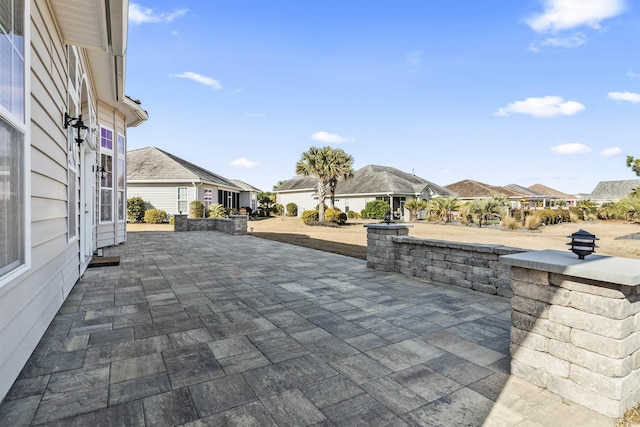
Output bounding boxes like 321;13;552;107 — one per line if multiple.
446;179;575;209
127;147;260;216
0;1;147;402
588;179;640;204
230;179;261;213
274;165;454;219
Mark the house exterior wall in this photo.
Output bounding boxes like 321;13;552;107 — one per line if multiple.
1;1;82;402
276;190;318;216
0;1;143;403
128;183;196;216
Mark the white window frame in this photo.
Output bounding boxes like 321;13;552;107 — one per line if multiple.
99;126;114;223
67;46;80;241
0;0;31;287
116;133;125;222
177;187;188;214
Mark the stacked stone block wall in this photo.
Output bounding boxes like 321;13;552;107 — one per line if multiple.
366;225;525;297
173;215;247;235
509;265;640;418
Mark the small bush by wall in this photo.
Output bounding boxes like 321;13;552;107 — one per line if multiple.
364;200;390;220
302;210;319;224
127;196;146;223
190;200;205;218
144;208;168;224
208;203;226;218
286;203;298;217
325;208;347;225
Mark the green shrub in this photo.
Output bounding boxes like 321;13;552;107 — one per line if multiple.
360;209;367;219
189;200;205;218
347;210;360;219
169;216;175;225
301;210;319;224
364;200;391;220
127;196;146;223
144;208;168;224
273;203;284;216
325;208;347;225
208;204;226;218
286;203;298;217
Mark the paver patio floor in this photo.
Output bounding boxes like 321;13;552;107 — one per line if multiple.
0;231;614;426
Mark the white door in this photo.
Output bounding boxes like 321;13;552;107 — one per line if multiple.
80;147;95;270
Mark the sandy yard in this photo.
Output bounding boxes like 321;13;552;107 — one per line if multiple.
129;217;640;259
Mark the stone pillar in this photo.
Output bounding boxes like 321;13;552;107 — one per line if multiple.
364;224;410;272
230;215;247;235
173;214;188;231
500;249;640;418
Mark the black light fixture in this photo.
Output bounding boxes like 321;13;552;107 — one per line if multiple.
96;165;106;179
567;229;599;260
384;209;393;225
64;112;88;145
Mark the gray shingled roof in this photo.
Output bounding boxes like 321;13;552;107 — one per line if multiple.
588;179;640;201
503;184;541;197
445;179;521;198
230;179;261;192
274;165;454;197
127;147;241;189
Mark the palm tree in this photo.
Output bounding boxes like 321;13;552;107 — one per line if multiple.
429;196;460;223
597;201;619;220
326;148;354;209
295;146;333;222
468;196;506;228
404;199;429;222
576;199;597;221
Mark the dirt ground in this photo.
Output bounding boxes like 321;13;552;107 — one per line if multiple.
129;218;640;260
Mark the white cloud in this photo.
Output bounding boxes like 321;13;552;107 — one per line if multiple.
540;33;586;48
311;131;353;144
495;96;585;118
550;143;591;154
129;3;188;25
601;147;622;156
174;72;222;89
607;91;640;103
230;157;258;168
628;71;640;79
526;0;626;33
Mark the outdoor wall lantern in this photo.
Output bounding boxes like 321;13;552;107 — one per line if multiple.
64;113;88;145
567;229;599;260
96;165;106;179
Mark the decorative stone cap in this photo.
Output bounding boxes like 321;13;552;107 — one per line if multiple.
500;249;640;286
364;224;413;229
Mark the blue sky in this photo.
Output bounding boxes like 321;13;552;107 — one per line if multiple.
125;0;639;195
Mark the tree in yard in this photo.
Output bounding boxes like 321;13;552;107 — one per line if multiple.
576;199;596;221
257;192;275;217
404;199;429;222
127;196;147;223
429;196;461;223
627;156;640;176
296;146;353;222
468;196;506;228
326;148;354;209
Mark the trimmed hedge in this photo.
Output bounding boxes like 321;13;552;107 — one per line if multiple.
301;210;319;224
144;208;168;224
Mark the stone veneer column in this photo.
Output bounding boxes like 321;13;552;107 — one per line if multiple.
500;249;640;418
364;224;410;272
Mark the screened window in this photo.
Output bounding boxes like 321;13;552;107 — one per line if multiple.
177;187;187;214
0;0;26;281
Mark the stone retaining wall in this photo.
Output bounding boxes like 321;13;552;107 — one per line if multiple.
501;250;640;418
366;224;525;297
173;215;247;235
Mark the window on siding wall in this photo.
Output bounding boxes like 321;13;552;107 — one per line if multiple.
177;187;187;214
117;134;125;221
100;127;114;222
66;48;80;240
0;0;26;281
